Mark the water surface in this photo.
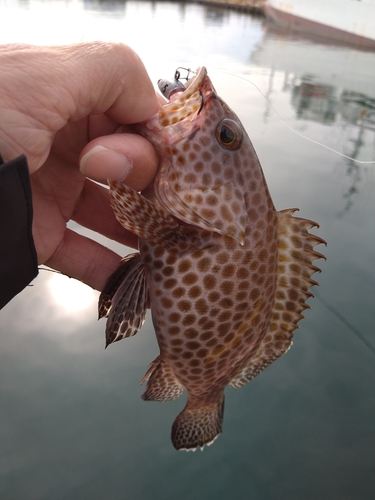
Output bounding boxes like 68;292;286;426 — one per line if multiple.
0;1;374;499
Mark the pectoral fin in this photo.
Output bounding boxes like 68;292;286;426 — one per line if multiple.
99;253;148;347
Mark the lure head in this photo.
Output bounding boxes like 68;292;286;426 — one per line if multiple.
157;67;186;100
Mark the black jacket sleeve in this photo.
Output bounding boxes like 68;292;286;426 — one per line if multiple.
0;154;38;309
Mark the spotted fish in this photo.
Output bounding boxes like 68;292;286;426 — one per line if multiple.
99;67;326;451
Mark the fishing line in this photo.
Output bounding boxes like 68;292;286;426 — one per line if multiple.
219;70;375;165
39;266;62;274
314;290;375;355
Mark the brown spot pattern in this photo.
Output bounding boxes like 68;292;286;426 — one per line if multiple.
102;66;325;451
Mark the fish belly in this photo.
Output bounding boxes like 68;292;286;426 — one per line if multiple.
139;208;278;398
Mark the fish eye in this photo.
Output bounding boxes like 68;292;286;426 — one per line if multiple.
215;119;243;150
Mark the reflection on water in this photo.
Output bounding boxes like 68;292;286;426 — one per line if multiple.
292;79;337;124
46;271;98;314
341;91;375;130
0;1;374;500
274;74;375;213
248;23;375;219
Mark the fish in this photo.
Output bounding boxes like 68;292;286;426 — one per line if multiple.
98;67;326;451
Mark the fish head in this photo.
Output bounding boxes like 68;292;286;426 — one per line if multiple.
138;67;258;245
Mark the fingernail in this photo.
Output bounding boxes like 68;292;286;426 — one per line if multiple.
80;146;132;182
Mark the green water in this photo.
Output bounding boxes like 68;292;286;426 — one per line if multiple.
0;1;374;499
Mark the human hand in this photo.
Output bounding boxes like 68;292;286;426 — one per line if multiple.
0;42;161;291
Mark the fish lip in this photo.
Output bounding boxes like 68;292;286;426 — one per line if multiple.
174;66;206;94
162;66;215;114
161;66;207;117
140;67;215;146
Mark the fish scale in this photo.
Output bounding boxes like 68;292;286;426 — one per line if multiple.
99;67;326;451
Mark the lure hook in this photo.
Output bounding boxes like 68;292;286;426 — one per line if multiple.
174;67;194;82
158;67;196;100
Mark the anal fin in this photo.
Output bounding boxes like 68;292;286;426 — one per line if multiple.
230;208;326;388
98;253;148;347
141;357;184;402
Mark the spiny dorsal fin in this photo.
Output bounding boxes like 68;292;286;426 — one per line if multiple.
141;357;184;402
230;209;326;388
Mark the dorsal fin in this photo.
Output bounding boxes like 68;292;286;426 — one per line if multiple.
230;209;326;388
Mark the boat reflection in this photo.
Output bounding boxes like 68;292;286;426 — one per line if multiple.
291;80;375;130
291;81;375;214
249;22;375;214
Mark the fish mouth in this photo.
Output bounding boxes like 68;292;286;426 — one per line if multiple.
142;67;215;145
159;66;207;126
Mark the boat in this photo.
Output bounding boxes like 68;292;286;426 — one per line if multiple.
263;0;375;50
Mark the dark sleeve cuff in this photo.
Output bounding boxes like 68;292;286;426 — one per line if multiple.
0;154;38;309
